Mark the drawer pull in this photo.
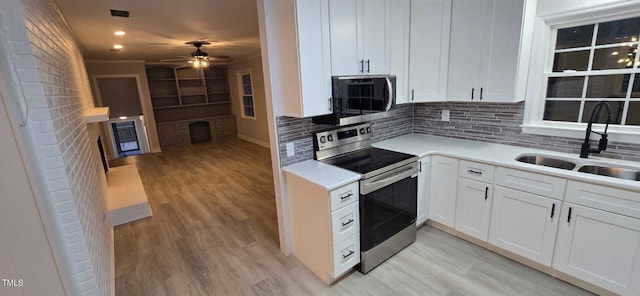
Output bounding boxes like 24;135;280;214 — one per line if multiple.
468;169;482;175
484;187;488;200
342;250;355;259
340;192;353;200
551;203;555;219
342;218;354;227
567;207;572;223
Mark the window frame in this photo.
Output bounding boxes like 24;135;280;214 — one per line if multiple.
522;3;640;144
236;69;256;120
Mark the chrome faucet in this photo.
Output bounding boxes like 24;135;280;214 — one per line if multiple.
580;101;611;158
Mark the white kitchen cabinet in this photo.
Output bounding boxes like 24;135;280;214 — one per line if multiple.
553;203;640;296
417;156;432;225
428;155;459;227
447;0;530;102
329;0;389;75
455;177;492;241
389;0;411;103
489;186;560;266
267;0;333;117
287;177;360;284
408;0;452;103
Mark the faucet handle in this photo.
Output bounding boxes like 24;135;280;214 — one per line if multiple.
599;134;608;151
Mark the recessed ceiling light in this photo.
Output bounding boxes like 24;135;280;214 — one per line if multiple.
113;44;123;49
114;31;126;36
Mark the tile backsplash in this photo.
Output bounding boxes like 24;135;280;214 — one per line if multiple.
277;101;640;167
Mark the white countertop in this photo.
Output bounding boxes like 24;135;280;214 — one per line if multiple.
373;134;640;192
282;159;361;190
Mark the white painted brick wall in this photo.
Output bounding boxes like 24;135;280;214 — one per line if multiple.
2;0;112;295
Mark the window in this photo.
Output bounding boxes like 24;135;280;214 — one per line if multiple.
544;17;640;125
523;6;640;144
237;70;255;119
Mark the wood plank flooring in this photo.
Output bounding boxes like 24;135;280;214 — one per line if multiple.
113;138;594;296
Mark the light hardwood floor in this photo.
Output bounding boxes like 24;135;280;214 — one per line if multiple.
113;138;594;296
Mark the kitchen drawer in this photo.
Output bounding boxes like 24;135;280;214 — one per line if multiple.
495;167;566;200
566;181;640;219
330;182;359;211
332;233;360;277
331;202;360;244
459;160;495;183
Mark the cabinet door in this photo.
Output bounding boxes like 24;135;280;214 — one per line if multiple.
361;0;389;74
478;0;524;102
388;0;411;103
454;177;492;241
329;0;360;75
447;0;485;101
553;203;640;295
417;157;432;225
489;186;559;266
428;156;459;227
408;0;451;102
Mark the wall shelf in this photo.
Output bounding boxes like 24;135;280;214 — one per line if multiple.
84;107;110;123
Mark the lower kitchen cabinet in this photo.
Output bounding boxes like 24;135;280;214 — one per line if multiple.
454;177;492;241
286;178;360;284
489;186;559;266
553;203;640;296
428;155;459;227
417;156;432;225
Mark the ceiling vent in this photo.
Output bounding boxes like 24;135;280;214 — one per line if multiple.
110;10;130;18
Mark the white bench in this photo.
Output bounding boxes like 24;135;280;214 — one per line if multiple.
107;164;152;226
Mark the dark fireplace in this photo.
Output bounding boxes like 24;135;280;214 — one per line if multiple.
97;136;109;174
189;121;212;144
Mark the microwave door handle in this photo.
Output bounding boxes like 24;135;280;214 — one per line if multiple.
385;77;393;111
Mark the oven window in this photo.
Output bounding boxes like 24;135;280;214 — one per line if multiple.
360;176;417;251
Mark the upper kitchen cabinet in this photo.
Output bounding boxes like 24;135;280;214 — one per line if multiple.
388;0;411;103
447;0;534;102
268;0;333;118
329;0;390;75
408;0;452;103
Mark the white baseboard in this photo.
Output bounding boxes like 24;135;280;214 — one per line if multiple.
237;134;270;148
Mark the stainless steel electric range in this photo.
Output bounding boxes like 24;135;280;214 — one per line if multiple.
314;123;418;273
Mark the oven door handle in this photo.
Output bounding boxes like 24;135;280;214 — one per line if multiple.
361;162;418;195
385;77;394;112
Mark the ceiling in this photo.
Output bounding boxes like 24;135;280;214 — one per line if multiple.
53;0;261;63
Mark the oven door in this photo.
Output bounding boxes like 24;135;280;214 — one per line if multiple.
359;162;418;252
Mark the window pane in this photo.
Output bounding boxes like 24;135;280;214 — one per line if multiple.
596;17;640;45
242;74;251;85
547;77;584;98
553;50;590;72
243;84;252;95
581;101;624;124
631;74;640;97
627;101;640;125
586;74;629;98
243;96;253;106
556;25;594;49
543;100;580;122
244;106;255;117
592;45;637;70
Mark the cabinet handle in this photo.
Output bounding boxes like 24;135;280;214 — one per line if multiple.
551;203;556;218
418;161;422;172
342;218;354;227
467;169;482;175
484;187;488;200
340;193;353;200
480;87;484;100
328;97;332;111
567;207;572;223
360;60;364;72
471;88;475;100
366;59;370;73
411;89;415;101
342;250;355;259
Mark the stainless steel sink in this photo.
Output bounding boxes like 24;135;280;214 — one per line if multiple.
516;155;577;170
577;165;640;181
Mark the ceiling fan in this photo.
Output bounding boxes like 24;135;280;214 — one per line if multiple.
160;41;232;66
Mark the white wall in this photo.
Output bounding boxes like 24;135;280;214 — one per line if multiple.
0;0;112;295
228;55;270;147
85;61;162;157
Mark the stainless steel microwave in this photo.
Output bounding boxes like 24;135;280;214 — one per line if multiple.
312;75;396;126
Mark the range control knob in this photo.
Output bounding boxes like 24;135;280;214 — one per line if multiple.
360;128;366;134
366;127;371;133
319;136;326;143
327;135;334;142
